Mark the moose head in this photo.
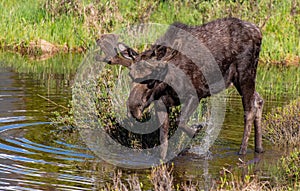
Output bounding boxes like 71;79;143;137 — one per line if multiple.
97;35;178;120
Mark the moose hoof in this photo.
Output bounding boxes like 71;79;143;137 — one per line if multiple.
255;147;264;153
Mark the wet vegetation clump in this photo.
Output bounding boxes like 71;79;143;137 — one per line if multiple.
214;150;300;191
60;65;182;150
101;164;198;191
93;67;184;149
262;97;300;148
277;149;300;185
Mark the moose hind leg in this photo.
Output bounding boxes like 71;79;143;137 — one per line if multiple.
236;80;256;155
254;92;264;153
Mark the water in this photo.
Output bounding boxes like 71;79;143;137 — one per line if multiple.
0;52;299;190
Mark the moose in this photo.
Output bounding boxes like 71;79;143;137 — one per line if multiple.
97;17;264;158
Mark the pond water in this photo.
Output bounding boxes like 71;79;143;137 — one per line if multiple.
0;52;299;190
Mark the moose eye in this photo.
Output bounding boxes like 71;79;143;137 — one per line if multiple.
147;80;156;89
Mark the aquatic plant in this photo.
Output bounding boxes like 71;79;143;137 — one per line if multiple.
101;164;199;191
277;149;300;184
150;164;174;191
102;170;142;191
262;97;300;148
98;158;299;191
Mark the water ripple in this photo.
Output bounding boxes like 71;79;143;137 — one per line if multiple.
0;122;50;133
0;122;96;190
0;116;28;123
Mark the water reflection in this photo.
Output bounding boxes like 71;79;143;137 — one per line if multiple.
0;54;97;190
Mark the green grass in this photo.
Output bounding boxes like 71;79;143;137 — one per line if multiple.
257;65;300;100
0;0;89;49
0;0;299;64
263;97;300;148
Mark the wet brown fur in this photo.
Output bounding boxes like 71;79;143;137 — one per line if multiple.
98;17;264;156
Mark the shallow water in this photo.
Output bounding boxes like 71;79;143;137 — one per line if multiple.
0;52;299;190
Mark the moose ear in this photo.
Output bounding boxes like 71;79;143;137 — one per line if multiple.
117;43;138;61
162;48;178;61
154;45;167;60
96;34;119;57
97;34;119;46
154;45;178;61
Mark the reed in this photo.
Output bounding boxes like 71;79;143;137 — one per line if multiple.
256;65;300;101
262;97;300;148
97;154;299;191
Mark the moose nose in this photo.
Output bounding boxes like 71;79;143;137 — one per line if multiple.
127;110;132;118
128;109;143;121
103;57;112;64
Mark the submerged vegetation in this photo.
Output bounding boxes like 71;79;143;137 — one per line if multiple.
0;0;299;65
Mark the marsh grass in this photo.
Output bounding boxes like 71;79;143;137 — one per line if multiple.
0;0;299;64
101;164;198;191
277;149;300;185
96;151;299;191
0;0;116;53
215;153;300;191
262;97;300;148
257;65;300;100
216;166;272;191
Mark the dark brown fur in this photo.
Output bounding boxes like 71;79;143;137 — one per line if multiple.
98;17;264;157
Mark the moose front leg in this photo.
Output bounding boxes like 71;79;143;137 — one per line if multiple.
156;110;169;160
178;95;202;138
239;110;254;155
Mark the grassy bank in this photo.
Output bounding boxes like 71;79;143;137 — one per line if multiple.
0;0;299;65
